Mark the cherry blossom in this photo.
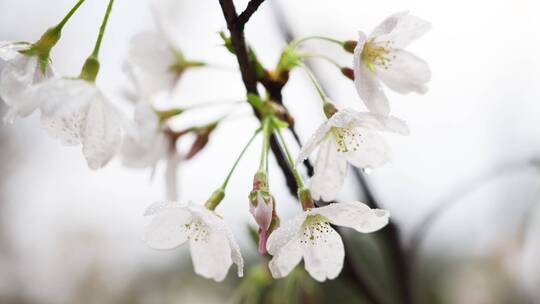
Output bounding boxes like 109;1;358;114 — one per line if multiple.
296;108;409;201
0;42;54;123
33;78;124;170
267;201;389;282
354;12;431;115
120;101;169;169
124;31;199;98
144;201;244;282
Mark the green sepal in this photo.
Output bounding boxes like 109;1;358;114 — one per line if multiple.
270;115;289;130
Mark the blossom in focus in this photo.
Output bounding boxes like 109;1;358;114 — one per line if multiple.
0;42;54;123
33;78;124;170
124;31;203;98
353;12;431;115
266;201;389;282
296;108;409;201
144;201;244;282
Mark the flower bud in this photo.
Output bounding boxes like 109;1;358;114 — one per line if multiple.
185;122;218;160
343;40;357;53
205;188;225;210
341;67;355;81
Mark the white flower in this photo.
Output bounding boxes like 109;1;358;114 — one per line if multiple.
353;12;431;115
144;201;244;282
34;78;124;170
124;31;185;98
297;108;409;201
0;42;54;123
120;101;169;169
266;201;389;282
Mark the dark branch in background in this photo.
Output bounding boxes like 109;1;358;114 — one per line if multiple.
271;2;413;303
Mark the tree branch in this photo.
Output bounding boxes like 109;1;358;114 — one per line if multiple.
218;0;299;196
237;0;266;28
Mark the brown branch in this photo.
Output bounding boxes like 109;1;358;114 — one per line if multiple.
218;0;299;196
237;0;266;28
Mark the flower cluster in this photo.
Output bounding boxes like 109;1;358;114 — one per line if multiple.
1;2;430;283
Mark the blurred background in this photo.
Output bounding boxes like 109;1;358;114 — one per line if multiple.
1;0;540;303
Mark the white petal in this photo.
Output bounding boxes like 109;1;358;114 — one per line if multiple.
337;109;410;135
120;102;167;169
313;202;390;233
353;47;390;115
266;212;306;255
0;55;53;122
191;205;244;278
187;206;243;281
126;32;178;97
38;78;96;145
296;121;333;165
268;236;303;279
143;201;188;216
0;42;28;61
377;49;431;94
82;95;123;170
144;207;191;250
309;138;348;202
344;129;391;168
189;227;233;282
371;12;431;49
301;224;344;282
121;133;168;169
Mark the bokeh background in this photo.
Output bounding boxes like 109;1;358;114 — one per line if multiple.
1;0;539;303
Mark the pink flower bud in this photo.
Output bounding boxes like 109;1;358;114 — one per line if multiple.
249;192;273;232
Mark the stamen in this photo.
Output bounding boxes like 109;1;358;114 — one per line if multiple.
300;214;332;246
361;39;396;72
332;127;362;153
183;218;209;243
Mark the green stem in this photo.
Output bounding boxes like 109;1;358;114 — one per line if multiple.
301;54;343;70
274;127;305;189
298;63;330;103
258;117;272;173
56;0;86;30
222;128;261;189
91;0;115;58
292;35;344;49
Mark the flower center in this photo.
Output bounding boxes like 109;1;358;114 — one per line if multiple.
360;39;396;73
183;218;209;242
301;214;332;245
331;127;361;153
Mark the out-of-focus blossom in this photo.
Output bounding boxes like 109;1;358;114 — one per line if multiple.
33;78;124;170
353;12;431;115
0;42;54;123
120;101;168;169
144;201;244;282
266;201;389;282
296;108;409;201
124;31;202;98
